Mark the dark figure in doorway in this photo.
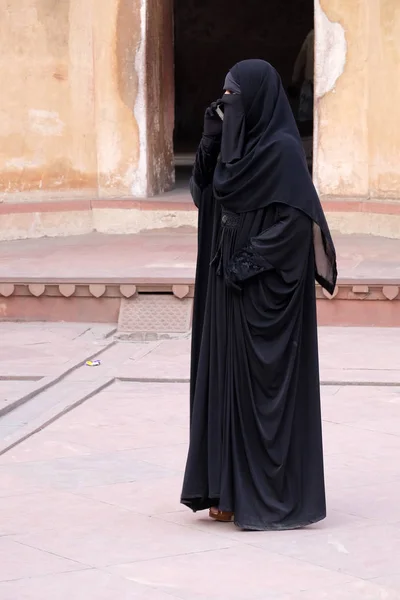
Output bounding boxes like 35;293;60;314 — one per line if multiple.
290;29;315;137
181;60;337;531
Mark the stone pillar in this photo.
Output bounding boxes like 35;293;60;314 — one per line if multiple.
92;0;144;198
145;0;175;195
92;0;174;198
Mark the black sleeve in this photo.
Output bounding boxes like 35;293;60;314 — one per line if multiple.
190;136;221;208
225;205;312;290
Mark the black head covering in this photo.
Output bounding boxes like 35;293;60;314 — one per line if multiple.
214;59;337;294
223;72;241;95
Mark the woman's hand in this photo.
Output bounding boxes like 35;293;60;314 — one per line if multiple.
203;101;223;139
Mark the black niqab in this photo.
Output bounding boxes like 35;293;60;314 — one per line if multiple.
215;60;337;294
219;92;246;165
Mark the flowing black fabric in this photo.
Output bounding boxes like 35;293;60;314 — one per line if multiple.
181;59;337;531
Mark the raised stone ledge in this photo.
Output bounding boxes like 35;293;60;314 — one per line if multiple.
1;280;399;327
0;282;195;300
1;281;399;301
315;282;400;301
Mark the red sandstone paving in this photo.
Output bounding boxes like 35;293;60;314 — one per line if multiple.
110;328;400;384
0;230;400;280
0;325;400;597
0;323;114;379
0;537;84;583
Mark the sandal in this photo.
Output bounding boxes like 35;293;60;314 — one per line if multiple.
209;507;234;522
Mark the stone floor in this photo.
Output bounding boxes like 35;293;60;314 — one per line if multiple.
1;323;400;599
0;230;400;282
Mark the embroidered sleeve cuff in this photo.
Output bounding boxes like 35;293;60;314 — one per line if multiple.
225;246;270;287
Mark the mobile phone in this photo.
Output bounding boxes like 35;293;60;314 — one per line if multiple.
216;106;224;121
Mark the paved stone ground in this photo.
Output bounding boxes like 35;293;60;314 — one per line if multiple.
1;323;400;599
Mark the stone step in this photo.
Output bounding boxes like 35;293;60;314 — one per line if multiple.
0;231;399;327
1;278;399;327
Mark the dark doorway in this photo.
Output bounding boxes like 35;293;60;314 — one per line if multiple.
174;0;314;182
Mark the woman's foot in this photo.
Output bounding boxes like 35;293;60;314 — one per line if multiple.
209;507;234;522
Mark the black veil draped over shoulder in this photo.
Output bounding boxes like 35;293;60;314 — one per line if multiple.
215;60;336;295
181;60;337;531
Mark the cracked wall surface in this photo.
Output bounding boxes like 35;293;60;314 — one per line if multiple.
0;0;173;205
1;0;400;239
314;0;400;203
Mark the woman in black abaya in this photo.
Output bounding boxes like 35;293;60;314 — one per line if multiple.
181;60;337;531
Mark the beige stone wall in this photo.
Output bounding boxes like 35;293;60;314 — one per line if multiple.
314;0;400;204
0;0;174;207
0;0;97;199
368;0;400;199
93;0;143;198
1;0;400;241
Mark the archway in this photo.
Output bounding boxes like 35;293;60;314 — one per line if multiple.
173;0;315;184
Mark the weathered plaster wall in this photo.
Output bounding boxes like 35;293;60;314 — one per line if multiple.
368;0;400;199
93;0;145;198
0;0;97;199
315;0;400;205
0;0;164;206
2;0;400;241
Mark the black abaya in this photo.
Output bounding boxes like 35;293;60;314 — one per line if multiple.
181;60;336;530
